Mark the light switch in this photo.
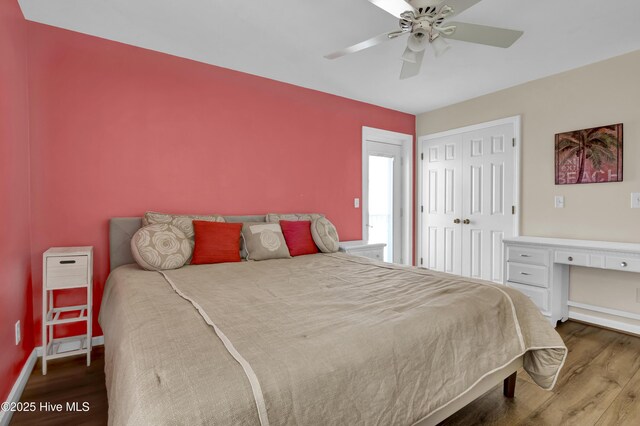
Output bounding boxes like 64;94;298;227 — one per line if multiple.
554;196;565;208
354;198;360;208
631;193;640;209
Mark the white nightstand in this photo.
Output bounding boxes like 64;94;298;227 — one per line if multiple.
42;246;93;375
338;240;386;261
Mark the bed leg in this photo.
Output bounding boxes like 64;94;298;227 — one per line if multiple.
503;371;517;398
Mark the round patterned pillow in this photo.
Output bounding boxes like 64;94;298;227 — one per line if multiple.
310;217;339;253
131;224;192;271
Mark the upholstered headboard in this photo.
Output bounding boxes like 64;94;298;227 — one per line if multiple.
109;215;267;271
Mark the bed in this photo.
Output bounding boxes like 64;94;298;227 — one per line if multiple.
99;216;566;425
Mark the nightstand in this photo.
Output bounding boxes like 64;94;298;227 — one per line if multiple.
338;240;386;261
42;246;93;375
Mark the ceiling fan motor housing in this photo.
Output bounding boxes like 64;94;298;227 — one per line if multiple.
409;0;442;10
398;5;447;37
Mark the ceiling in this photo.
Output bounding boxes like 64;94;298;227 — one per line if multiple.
18;0;640;114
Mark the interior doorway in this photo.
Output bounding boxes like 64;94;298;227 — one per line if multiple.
367;143;402;262
362;127;413;265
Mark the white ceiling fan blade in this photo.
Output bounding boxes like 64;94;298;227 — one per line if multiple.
440;0;482;17
324;31;405;59
441;22;523;48
368;0;416;19
400;49;425;79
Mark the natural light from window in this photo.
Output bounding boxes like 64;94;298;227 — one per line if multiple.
368;155;394;262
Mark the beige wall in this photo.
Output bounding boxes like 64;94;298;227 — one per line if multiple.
416;50;640;329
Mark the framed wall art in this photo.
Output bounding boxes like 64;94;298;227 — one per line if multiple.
555;123;623;185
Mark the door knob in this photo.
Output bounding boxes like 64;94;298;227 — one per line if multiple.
453;218;461;224
463;219;470;225
621;261;628;267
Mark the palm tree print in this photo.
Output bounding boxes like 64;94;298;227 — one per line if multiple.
555;124;623;184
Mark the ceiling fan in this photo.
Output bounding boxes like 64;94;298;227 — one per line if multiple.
324;0;524;79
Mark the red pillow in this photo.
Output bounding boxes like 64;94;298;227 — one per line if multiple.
280;220;319;256
191;221;242;265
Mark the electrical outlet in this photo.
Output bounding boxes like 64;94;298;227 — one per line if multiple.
354;198;360;208
631;193;640;209
15;320;21;345
554;196;565;208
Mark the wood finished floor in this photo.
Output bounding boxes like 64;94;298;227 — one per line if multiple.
10;321;640;425
11;346;107;426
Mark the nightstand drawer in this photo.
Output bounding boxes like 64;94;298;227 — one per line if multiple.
507;262;549;288
339;241;386;262
350;249;383;261
46;256;89;289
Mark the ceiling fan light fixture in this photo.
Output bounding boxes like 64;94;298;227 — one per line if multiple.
407;30;428;52
431;35;451;57
401;46;418;63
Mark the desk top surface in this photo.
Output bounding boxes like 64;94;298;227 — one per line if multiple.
503;236;640;254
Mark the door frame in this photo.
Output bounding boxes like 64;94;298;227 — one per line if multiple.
362;126;413;265
416;115;522;268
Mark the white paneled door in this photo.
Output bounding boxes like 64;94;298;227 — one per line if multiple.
421;120;517;283
423;133;463;275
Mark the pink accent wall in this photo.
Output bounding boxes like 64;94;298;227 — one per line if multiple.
0;0;33;403
27;23;415;342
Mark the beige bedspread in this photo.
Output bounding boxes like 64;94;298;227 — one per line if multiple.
99;253;566;426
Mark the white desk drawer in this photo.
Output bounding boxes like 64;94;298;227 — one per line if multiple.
507;246;548;266
46;256;89;289
605;256;640;273
507;262;549;288
554;250;589;266
507;281;549;312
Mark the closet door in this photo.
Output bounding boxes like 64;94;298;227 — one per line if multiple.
422;134;463;275
421;120;517;283
461;123;515;282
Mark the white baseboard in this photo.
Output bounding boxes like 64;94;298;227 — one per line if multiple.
569;311;640;336
35;335;104;357
0;349;37;426
568;300;640;322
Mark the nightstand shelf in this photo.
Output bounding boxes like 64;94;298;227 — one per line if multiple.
45;335;90;360
42;246;93;375
46;305;89;325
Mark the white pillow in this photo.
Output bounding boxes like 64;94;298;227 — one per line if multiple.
311;217;339;253
131;224;192;271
